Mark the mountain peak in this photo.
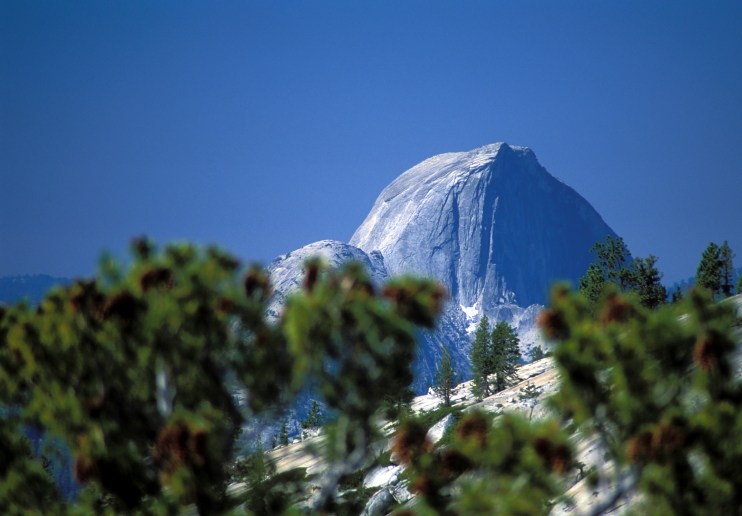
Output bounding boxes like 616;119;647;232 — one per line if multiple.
446;141;536;160
393;142;543;193
351;143;616;308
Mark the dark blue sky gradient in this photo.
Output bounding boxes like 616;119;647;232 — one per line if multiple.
2;1;740;283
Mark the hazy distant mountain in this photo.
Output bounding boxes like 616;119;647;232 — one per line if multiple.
0;274;69;305
270;143;619;391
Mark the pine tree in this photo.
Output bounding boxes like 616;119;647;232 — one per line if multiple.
279;421;289;446
737;274;742;295
529;345;546;362
433;348;457;407
578;263;605;305
491;321;521;392
518;382;543;420
302;401;322;429
579;236;632;304
470;315;491;399
671;286;683;303
696;242;722;297
632;255;666;309
580;236;668;310
230;439;270;487
719;241;735;297
593;236;633;290
382;387;415;420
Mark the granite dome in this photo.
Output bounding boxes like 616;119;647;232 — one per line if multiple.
270;143;619;390
350;142;617;308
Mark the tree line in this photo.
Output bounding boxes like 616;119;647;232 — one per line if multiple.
579;236;740;308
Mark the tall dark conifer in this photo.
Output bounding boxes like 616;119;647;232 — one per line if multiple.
719;241;735;297
491;321;521;392
279;421;289;446
580;236;667;310
302;401;322;429
470;315;491;399
434;348;457;407
578;263;605;306
579;236;632;306
671;287;683;304
632;255;666;309
696;242;722;297
593;236;633;290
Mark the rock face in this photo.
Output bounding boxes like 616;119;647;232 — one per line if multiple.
267;241;472;392
268;143;619;391
426;413;456;445
350;143;615;309
267;240;387;320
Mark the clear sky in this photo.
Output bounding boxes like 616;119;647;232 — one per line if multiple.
2;1;740;284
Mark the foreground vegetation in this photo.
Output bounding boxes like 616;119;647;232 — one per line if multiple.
1;238;741;514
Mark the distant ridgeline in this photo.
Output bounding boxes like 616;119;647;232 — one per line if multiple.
0;275;70;305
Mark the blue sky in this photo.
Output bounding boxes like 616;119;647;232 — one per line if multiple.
1;1;740;284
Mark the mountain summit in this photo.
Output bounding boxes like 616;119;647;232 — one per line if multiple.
270;143;618;390
350;142;616;308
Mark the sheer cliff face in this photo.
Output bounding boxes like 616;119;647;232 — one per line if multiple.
350;143;617;308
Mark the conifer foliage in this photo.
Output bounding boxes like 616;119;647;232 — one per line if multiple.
279;422;289;446
490;321;521;392
433;348;457;407
541;285;742;514
0;239;444;513
579;236;666;308
3;238;742;514
696;241;737;299
404;285;742;515
469;317;521;397
719;241;735;297
696;242;722;297
529;345;546;362
469;315;491;399
517;382;542;420
301;401;322;430
632;255;667;309
580;236;633;294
